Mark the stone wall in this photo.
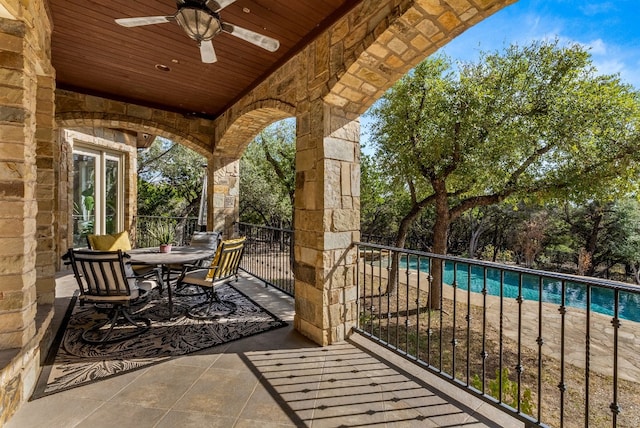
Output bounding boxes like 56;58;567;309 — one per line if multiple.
55;90;216;158
0;0;55;423
211;157;239;239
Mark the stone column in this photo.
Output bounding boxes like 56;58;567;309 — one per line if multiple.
294;101;360;345
0;17;38;348
211;157;239;239
34;75;56;304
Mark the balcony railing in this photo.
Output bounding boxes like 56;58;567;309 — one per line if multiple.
163;220;637;426
237;222;294;296
354;242;640;428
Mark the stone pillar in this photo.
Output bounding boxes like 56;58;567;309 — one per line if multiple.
211;157;239;239
34;75;56;304
293;101;360;345
0;17;38;349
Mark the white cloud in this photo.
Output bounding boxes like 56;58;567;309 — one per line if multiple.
585;38;607;55
579;2;615;16
593;58;625;75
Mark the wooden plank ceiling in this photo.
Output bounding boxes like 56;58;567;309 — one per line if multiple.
48;0;357;119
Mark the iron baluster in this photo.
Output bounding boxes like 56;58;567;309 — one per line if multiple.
558;280;567;427
610;289;621;427
537;276;544;424
481;268;488;395
499;269;504;405
585;284;591;428
452;261;458;378
466;263;472;386
516;272;523;413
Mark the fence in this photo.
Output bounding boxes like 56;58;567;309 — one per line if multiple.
354;242;640;428
237;222;294;296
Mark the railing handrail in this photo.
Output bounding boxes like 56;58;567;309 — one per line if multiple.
134;215;198;220
356;241;639;293
236;221;293;234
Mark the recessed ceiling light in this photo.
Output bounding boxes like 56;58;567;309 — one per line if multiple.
155;64;171;72
243;7;250;13
171;59;179;64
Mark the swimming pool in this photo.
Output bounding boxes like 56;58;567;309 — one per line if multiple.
398;257;640;323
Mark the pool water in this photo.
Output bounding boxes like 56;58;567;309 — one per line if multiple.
398;257;640;323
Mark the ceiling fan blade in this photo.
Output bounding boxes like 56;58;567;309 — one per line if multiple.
222;23;280;52
115;16;173;27
200;40;217;63
206;0;237;12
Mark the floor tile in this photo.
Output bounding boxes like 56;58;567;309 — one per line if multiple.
7;273;517;428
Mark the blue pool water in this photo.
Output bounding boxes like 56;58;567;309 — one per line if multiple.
398;257;640;323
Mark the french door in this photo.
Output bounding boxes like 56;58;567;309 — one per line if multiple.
72;147;123;247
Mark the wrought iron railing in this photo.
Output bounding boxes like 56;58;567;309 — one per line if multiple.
355;242;640;428
133;216;200;248
237;222;294;296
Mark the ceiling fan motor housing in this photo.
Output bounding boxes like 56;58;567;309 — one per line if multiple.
175;1;222;42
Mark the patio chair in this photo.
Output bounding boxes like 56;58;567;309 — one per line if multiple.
174;231;222;297
175;237;246;319
87;230;161;288
64;248;161;344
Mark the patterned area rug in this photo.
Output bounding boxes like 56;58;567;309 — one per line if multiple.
32;283;287;399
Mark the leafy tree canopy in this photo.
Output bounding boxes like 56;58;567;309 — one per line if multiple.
240;119;295;227
369;39;640;255
137;137;206;217
368;39;640;301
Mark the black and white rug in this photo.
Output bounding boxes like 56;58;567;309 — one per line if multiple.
32;283;287;399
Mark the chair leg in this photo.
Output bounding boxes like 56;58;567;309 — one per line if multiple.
174;282;208;297
186;286;236;320
81;305;151;344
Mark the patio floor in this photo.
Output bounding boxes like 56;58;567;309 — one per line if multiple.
7;272;522;428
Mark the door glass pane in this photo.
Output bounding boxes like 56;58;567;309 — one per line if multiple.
73;154;96;247
105;158;119;234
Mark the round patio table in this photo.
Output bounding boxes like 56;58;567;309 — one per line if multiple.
127;247;215;317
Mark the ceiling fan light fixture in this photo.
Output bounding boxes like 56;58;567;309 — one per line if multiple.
175;7;221;41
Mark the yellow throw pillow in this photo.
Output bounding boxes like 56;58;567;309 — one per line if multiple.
87;231;132;251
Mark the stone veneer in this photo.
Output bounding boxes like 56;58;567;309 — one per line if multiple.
0;0;518;422
0;0;55;424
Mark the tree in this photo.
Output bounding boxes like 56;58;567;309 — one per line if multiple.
368;40;640;304
605;198;640;284
360;153;407;241
240;119;295;227
137;137;206;218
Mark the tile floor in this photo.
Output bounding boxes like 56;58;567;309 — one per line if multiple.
6;273;522;428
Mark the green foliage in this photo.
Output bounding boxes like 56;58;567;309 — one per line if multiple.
361;154;408;238
472;368;534;415
479;244;514;263
147;222;176;244
137;138;206;218
367;39;640;254
240;119;295;227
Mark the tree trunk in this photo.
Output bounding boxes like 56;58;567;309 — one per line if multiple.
429;191;450;310
585;210;602;276
388;211;415;295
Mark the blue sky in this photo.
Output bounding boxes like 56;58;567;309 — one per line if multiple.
440;0;640;88
361;0;640;148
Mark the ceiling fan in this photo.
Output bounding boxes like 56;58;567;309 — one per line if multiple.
115;0;280;63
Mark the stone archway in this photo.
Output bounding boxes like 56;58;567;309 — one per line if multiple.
54;97;218;263
55;89;216;156
209;102;296;237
